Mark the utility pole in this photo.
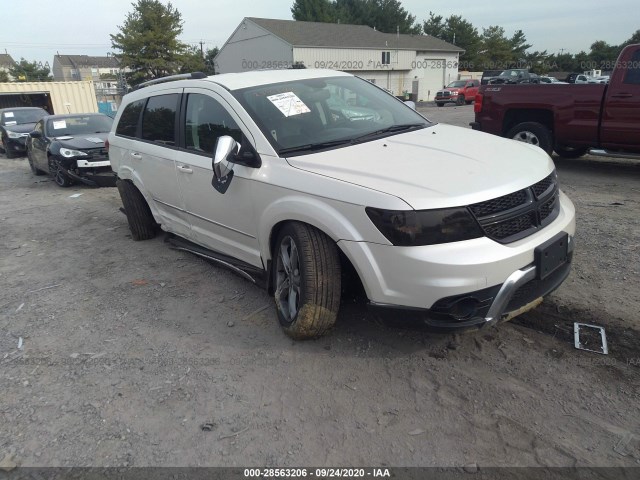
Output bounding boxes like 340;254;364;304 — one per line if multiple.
199;40;205;59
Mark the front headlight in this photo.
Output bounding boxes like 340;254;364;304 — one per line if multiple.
6;130;21;139
365;207;483;246
59;148;88;158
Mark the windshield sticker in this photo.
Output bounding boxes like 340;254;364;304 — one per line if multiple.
267;92;311;117
85;137;104;144
52;120;67;130
5;121;17;126
4;112;14;118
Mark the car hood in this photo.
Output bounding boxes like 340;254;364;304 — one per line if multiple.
439;87;461;93
285;124;555;210
53;132;108;149
3;122;37;133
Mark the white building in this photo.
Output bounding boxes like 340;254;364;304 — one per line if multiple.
215;17;463;102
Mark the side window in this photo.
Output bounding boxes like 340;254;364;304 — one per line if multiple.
184;93;242;154
623;50;640;85
115;99;144;137
141;94;179;145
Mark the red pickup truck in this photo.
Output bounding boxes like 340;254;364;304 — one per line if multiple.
435;79;480;106
471;44;640;158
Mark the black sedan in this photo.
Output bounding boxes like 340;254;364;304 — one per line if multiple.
26;113;115;187
1;107;49;158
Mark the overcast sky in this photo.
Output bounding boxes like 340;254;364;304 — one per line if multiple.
2;0;637;67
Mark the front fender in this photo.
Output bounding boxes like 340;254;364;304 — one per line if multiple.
258;194;389;262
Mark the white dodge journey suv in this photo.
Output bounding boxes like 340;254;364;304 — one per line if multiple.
108;69;575;339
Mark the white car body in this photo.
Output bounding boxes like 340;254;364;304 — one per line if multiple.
109;69;575;335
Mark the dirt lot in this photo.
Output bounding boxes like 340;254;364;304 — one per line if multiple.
1;105;639;472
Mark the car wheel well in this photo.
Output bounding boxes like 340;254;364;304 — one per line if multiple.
503;109;554;136
267;220;366;301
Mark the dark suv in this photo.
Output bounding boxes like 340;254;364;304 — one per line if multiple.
0;107;49;158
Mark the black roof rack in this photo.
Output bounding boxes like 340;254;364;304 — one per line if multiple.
134;72;207;90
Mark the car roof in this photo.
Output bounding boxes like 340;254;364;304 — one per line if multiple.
143;69;353;92
0;107;47;112
41;113;109;121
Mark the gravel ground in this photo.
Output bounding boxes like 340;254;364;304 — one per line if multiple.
0;106;638;471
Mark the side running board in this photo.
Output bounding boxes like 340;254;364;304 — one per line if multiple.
165;234;268;288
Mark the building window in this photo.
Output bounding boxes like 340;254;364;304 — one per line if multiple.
381;52;391;65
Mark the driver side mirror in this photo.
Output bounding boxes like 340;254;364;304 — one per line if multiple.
29;131;42;138
211;136;239;194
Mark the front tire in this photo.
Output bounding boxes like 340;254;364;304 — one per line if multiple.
48;157;73;187
554;145;589;159
27;150;45;175
436;102;444;107
456;95;465;106
116;179;157;241
3;139;16;159
273;222;341;340
506;122;553;156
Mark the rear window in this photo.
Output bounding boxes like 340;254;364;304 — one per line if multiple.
141;94;179;146
115;100;144;137
623;50;640;85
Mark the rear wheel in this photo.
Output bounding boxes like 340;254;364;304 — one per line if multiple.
273;222;341;340
27;149;45;175
116;179;158;241
554;145;589;159
506;122;553;156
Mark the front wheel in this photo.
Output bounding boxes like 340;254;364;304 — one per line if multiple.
3;139;16;159
436;102;444;107
554;145;589;159
273;222;341;340
506;122;553;156
48;157;73;187
456;95;465;106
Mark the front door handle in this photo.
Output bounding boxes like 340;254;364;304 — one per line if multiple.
130;152;141;159
177;165;193;174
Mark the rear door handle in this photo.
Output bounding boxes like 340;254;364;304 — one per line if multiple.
611;93;632;98
176;165;193;174
130;152;141;159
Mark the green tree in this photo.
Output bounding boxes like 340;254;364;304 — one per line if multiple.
9;59;52;81
621;29;640;47
179;45;206;74
292;0;421;34
423;11;446;39
424;13;480;68
110;0;193;85
0;71;9;82
587;40;619;69
291;0;335;22
204;47;219;75
476;26;513;70
509;30;531;61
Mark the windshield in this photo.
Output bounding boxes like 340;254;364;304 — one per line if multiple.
446;81;467;88
232;76;431;156
1;108;47;126
46;115;113;136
